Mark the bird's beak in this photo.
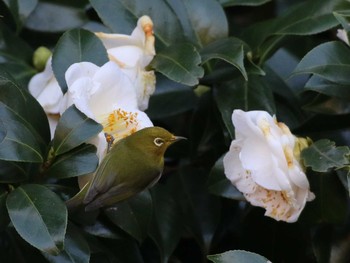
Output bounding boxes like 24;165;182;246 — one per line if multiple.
170;135;187;143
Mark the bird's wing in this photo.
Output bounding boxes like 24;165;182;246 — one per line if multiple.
83;152;116;204
84;183;133;211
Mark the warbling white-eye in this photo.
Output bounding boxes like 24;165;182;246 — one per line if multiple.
66;126;185;211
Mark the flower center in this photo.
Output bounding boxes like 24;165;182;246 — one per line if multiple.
99;108;140;144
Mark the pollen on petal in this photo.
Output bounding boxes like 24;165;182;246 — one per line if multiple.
100;108;140;144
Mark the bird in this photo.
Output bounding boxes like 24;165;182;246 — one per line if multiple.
66;126;185;212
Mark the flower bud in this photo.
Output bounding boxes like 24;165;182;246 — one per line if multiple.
33;46;52;71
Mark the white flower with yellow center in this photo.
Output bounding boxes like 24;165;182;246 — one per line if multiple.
223;109;314;223
59;61;153;162
95;15;156;111
28;57;63;137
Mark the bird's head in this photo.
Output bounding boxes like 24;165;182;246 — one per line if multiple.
128;126;185;157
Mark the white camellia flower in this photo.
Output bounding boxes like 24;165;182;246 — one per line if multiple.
60;61;153;159
95;15;156;111
223;109;315;223
28;57;63;137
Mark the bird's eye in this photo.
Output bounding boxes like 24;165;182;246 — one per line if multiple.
154;137;164;147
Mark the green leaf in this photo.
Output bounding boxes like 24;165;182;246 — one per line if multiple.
303;93;350;115
304;75;350;101
0;160;28;183
52;105;103;156
52;28;109;93
293;41;350;85
274;0;348;36
208;250;271;263
46;144;98;179
180;0;228;46
200;37;248;80
0;70;50;162
150;43;204;86
300;172;348;224
301;139;350;172
25;2;88;32
0;21;33;64
3;0;38;30
146;76;197;119
333;11;350;32
178;166;221;253
104;190;152;243
6;184;68;255
149;183;183;263
218;0;271;7
214;75;275;138
208;155;244;200
42;223;90;263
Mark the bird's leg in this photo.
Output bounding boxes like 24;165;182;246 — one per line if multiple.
104;132;115;153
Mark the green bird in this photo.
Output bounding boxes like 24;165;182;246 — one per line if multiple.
66;126;184;211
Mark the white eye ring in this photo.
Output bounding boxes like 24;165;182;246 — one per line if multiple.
154;137;164;147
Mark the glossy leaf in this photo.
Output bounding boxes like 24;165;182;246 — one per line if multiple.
293;41;350;85
300;172;348;224
301;139;350;172
149;183;183;263
214;75;275;138
0;23;33;63
3;0;38;30
178;166;221;252
303;93;350;115
208;250;271;263
46;144;98;179
0;160;27;183
25;2;88;32
180;0;228;46
200;37;248;80
52;105;102;156
105;190;152;243
333;11;350;32
0;70;49;162
52;28;109;93
208;155;244;200
146;76;197;119
304;75;350;101
274;0;349;36
42;223;90;263
218;0;271;6
6;184;68;255
150;43;204;86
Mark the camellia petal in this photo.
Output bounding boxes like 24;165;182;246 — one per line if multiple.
28;56;63;138
224;109;314;223
29;57;63;114
95;15;156;111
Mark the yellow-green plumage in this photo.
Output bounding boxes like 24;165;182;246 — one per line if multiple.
66;127;184;211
